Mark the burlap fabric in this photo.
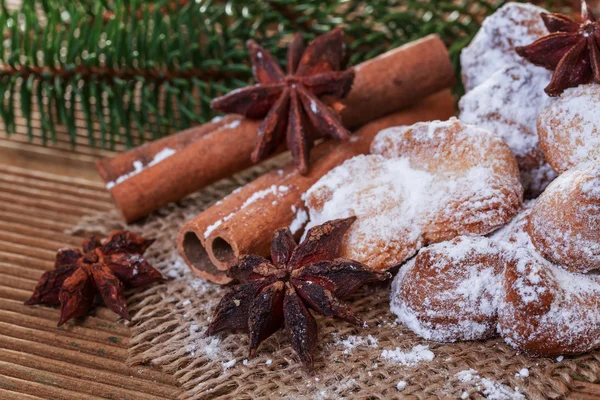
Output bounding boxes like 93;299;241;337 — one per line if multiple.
72;159;600;400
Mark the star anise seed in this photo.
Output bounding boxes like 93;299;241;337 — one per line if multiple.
25;230;164;326
211;29;355;174
206;217;391;369
516;0;600;96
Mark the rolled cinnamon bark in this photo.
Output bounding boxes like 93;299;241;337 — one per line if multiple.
98;34;455;223
96;115;242;184
178;90;456;284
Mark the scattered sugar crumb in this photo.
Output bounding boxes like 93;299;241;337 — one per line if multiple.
265;359;272;365
336;334;379;355
106;147;176;189
181;299;191;306
396;381;407;391
556;356;564;362
518;368;529;378
221;359;236;369
381;345;434;366
461;392;469;399
243;359;249;366
456;369;525;400
223;119;241;129
290;205;309;235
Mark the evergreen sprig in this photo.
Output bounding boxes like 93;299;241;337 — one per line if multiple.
0;0;506;149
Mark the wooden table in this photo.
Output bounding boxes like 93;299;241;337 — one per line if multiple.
0;137;182;399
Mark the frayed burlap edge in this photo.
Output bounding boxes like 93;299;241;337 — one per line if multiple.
72;159;600;400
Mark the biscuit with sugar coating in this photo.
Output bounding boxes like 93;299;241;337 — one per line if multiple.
528;161;600;273
391;236;505;342
303;118;522;270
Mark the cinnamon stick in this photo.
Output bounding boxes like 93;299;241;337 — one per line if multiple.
98;34;455;223
178;90;456;284
96;114;242;183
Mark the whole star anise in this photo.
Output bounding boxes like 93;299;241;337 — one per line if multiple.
516;1;600;96
211;29;355;174
206;217;390;369
25;230;164;326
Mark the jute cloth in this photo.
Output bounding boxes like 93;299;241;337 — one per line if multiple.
72;159;600;400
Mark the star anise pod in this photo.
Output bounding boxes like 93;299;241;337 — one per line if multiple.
206;217;390;369
211;29;355;174
516;1;600;96
25;230;164;326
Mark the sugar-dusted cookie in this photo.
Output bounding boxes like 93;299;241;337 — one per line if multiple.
537;84;600;174
460;2;548;92
499;247;600;356
390;236;505;342
303;118;522;270
528;162;600;273
459;65;555;197
492;205;600;356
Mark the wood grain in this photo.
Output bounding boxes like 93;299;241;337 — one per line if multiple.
0;162;181;399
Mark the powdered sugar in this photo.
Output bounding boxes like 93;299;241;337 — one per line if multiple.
381;345;434;366
241;185;289;209
334;334;379;355
204;218;225;239
289;205;308;235
106;147;177;189
223;119;241;130
455;369;525;400
186;324;234;370
460;2;548;92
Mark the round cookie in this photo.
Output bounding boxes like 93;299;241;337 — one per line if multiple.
528;162;600;273
537;84;600;174
499;246;600;357
459;64;555;197
494;205;600;356
303;118;522;270
460;2;548;92
390;236;505;342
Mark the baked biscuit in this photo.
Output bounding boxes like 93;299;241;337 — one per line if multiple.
460;2;548;92
391;236;505;342
303;118;522;270
537;85;600;174
528;162;600;273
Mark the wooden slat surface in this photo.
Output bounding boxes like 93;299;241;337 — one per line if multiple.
2;0;600;396
0;162;182;400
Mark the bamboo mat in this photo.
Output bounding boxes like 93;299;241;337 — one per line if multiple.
0;161;182;399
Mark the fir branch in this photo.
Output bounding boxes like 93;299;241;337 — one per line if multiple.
1;0;552;149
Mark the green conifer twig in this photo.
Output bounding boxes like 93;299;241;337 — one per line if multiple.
1;0;511;149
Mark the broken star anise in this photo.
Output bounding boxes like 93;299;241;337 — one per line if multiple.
211;29;355;174
206;217;390;369
25;230;164;326
516;0;600;96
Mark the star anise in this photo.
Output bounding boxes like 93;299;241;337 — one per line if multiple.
25;230;164;326
206;217;390;369
516;1;600;96
211;29;355;174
